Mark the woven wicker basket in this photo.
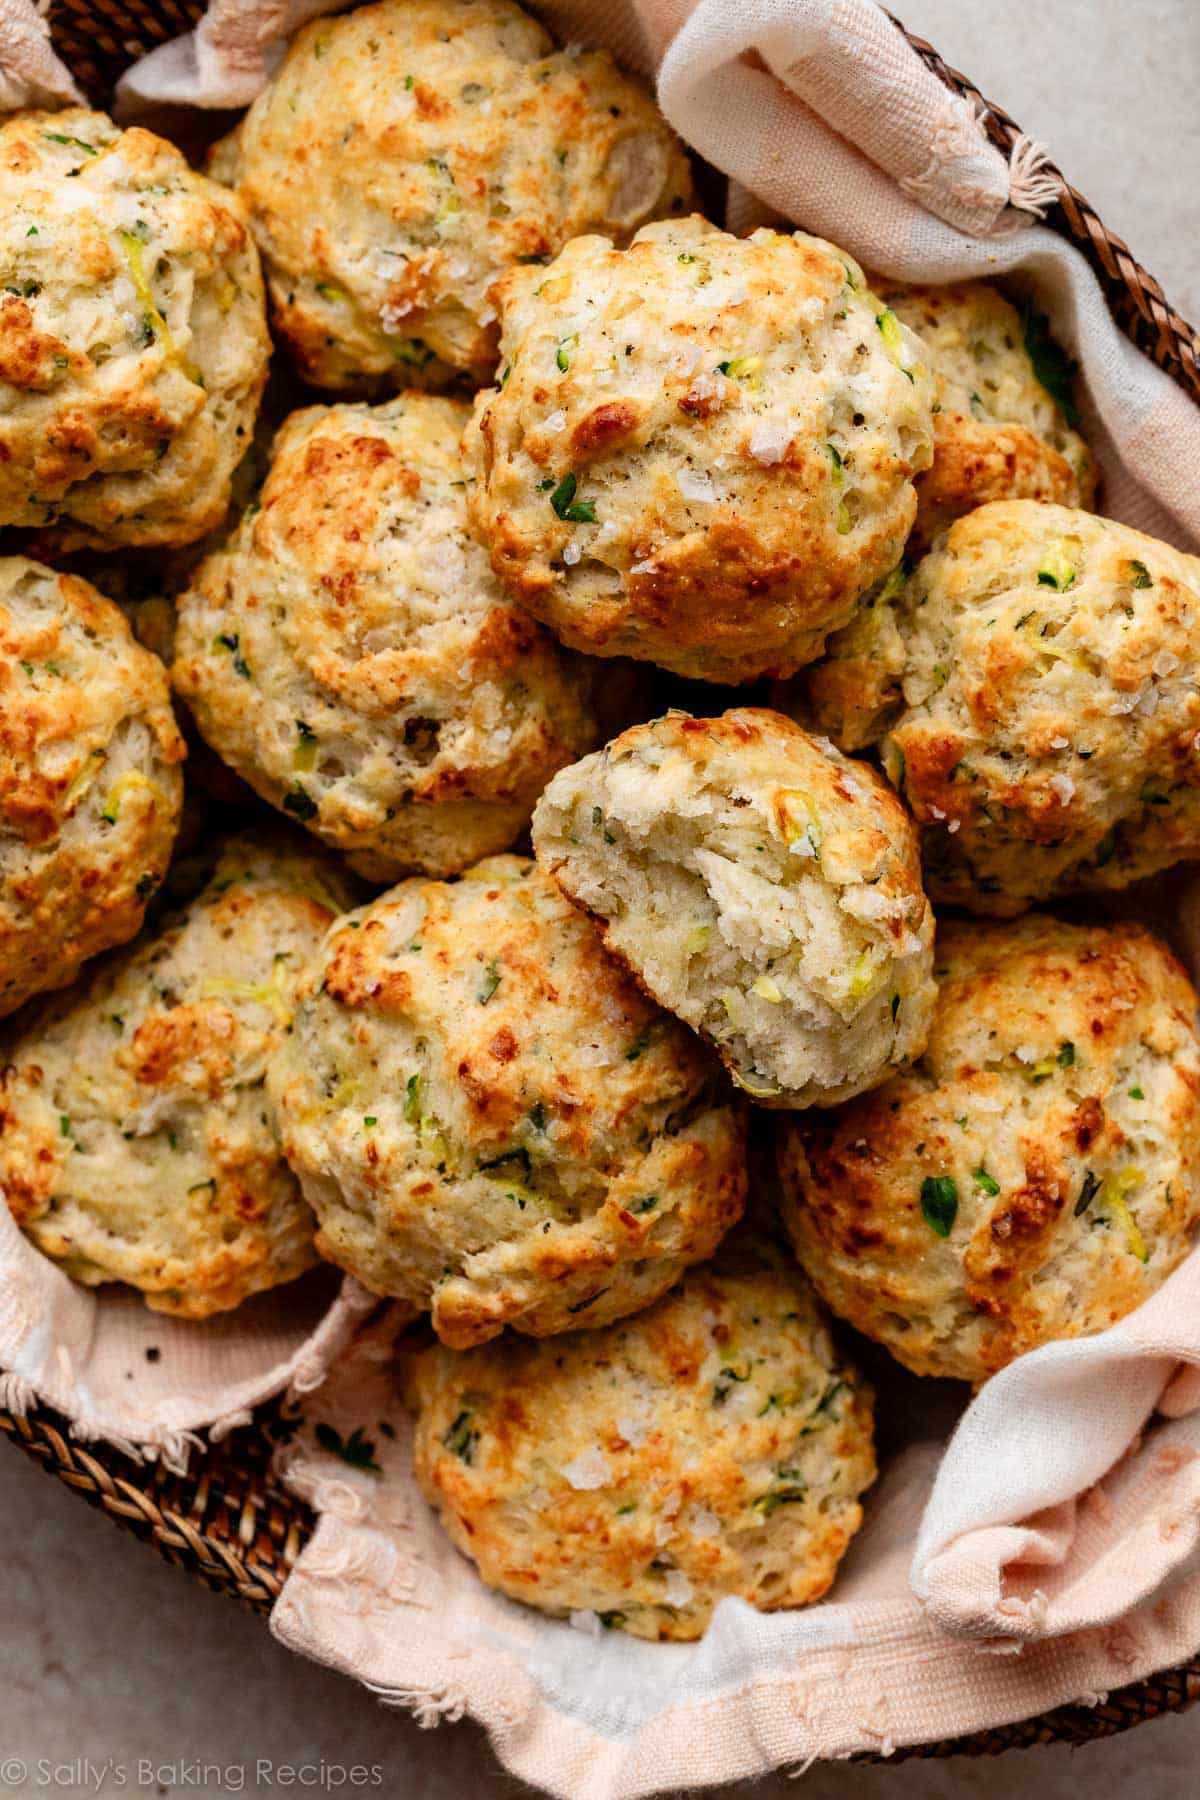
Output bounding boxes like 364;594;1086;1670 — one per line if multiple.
5;0;1200;1767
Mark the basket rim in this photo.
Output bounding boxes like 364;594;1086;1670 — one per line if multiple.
6;1389;1200;1765
889;8;1200;406
36;0;1200;407
6;0;1200;1770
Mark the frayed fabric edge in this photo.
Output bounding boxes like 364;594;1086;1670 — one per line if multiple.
1007;132;1060;217
365;1681;469;1730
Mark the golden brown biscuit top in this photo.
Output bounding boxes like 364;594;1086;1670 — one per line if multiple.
0;109;268;546
465;216;934;680
0;559;183;851
873;502;1200;908
403;1241;875;1636
782;914;1200;1319
216;0;691;385
303;854;716;1159
0;834;356;1315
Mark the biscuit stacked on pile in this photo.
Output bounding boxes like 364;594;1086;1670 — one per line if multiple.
2;0;1198;1644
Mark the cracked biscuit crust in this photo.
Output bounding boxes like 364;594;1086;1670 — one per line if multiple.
402;1237;875;1638
0;556;185;1019
777;915;1200;1382
268;854;746;1345
0;109;268;548
464;217;934;682
0;835;356;1317
212;0;691;390
533;709;936;1108
173;393;602;880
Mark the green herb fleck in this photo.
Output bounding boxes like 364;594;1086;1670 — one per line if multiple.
753;1478;808;1516
282;786;318;822
404;1074;421;1125
556;333;578;372
1128;1086;1145;1100
315;1423;382;1473
442;1410;478;1463
630;1195;659;1215
1058;1041;1076;1067
920;1175;958;1237
814;1381;844;1417
477;959;501;1004
712;1366;749;1405
715;353;763;381
972;1168;1001;1197
1095;828;1117;867
211;631;251;678
44;132;97;155
391;337;435;368
293;719;317;769
1075;1169;1102;1218
876;308;914;381
549;472;596;523
1127;559;1153;589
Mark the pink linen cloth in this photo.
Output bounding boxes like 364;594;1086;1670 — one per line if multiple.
3;0;1200;1788
271;1291;1200;1797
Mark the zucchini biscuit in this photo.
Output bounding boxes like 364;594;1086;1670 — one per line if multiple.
0;109;269;548
268;855;746;1346
173;394;604;881
777;915;1200;1384
878;280;1095;550
874;502;1200;913
464;216;936;682
0;835;357;1318
402;1236;875;1639
532;709;936;1107
212;0;691;391
0;557;185;1020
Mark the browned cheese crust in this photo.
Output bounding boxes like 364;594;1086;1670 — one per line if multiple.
777;915;1200;1382
464;218;934;682
402;1237;875;1637
268;855;747;1345
0;557;185;1018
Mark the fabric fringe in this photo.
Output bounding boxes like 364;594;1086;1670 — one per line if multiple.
0;1370;37;1415
1007;133;1060;217
365;1681;469;1729
209;1406;255;1443
62;1411;206;1474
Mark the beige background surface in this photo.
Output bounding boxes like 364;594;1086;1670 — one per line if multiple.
3;1;1200;1795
